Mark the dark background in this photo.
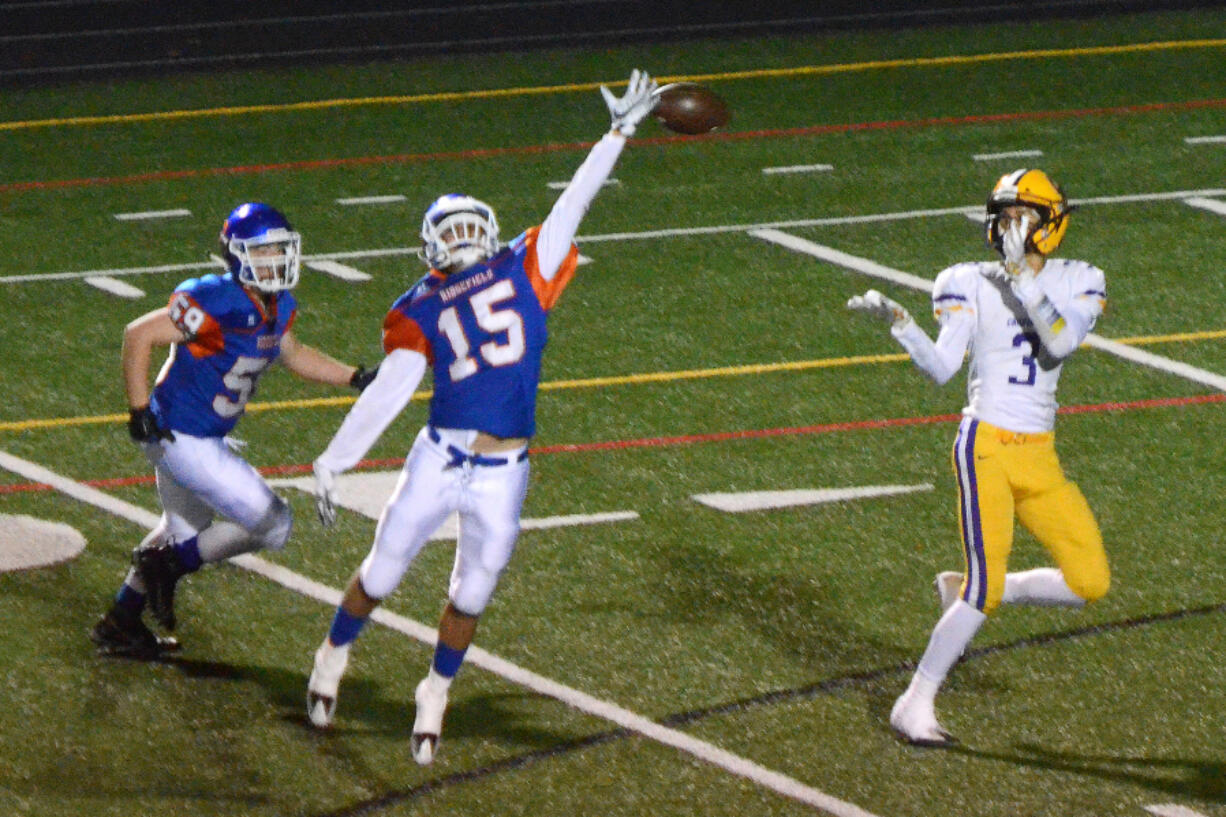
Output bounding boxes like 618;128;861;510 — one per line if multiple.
4;0;1226;85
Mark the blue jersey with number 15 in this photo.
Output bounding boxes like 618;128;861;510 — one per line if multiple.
150;272;297;437
380;227;578;439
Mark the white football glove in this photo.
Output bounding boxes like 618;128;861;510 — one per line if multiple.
847;289;913;329
313;460;338;528
600;68;658;137
1001;214;1048;304
1001;213;1030;277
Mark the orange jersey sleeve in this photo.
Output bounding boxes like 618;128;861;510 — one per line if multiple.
167;292;225;358
382;309;433;361
521;225;578;311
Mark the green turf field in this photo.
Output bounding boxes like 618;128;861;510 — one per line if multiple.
3;9;1226;817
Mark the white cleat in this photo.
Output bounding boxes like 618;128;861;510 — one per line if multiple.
934;571;963;613
306;641;350;729
411;676;449;765
890;687;956;747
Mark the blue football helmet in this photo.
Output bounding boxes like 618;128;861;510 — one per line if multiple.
419;194;500;272
219;202;302;293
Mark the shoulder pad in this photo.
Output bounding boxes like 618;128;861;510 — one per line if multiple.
932;261;984;291
507;229;531;251
174;273;233;310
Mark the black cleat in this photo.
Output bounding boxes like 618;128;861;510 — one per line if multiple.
90;608;180;660
133;543;185;631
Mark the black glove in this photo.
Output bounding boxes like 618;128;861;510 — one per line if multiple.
128;406;174;444
349;364;379;393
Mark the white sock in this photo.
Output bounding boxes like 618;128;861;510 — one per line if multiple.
318;639;350;670
903;667;942;703
1002;568;1085;607
915;600;987;686
425;666;454;693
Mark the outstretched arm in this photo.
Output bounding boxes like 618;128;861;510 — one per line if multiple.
279;330;358;386
847;289;971;385
893;318;972;385
535;69;658;280
311;348;426;527
315;348;426;475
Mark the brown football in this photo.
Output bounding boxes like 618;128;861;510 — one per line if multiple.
652;82;730;135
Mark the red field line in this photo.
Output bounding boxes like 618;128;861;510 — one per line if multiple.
2;392;1222;495
3;97;1224;194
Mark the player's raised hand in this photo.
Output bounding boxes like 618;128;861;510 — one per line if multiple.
313;460;338;528
600;69;658;137
847;289;913;329
1002;214;1030;277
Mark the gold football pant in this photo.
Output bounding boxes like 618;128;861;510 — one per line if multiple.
951;417;1109;614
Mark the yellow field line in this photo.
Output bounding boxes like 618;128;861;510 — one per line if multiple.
3;39;1224;132
3;330;1223;433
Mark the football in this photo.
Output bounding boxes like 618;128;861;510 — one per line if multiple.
652;82;730;135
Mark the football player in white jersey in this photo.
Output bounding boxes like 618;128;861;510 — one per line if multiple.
848;169;1110;745
304;70;659;764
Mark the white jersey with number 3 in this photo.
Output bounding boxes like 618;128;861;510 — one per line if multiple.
899;259;1106;433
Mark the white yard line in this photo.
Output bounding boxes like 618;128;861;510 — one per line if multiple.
751;228;1226;392
1144;805;1213;817
335;195;407;205
1184;135;1226;145
762;164;834;175
83;276;145;298
751;229;935;290
0;448;882;817
1;260;217;284
8;186;1226;284
694;483;933;512
0;250;416;284
1183;197;1226;216
972;149;1043;161
302;259;372;282
113;208;192;221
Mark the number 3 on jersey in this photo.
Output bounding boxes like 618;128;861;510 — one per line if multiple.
437;280;526;382
1009;331;1038;386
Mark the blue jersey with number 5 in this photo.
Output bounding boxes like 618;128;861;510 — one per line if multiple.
150;273;298;437
380;227;578;438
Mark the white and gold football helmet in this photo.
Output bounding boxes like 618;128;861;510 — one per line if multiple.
985;169;1073;257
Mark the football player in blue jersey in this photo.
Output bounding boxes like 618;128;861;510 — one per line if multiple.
303;69;658;762
90;202;378;659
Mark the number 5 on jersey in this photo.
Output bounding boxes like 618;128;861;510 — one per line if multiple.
437;280;526;382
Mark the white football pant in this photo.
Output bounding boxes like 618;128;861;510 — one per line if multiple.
359;426;529;616
144;433;290;550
